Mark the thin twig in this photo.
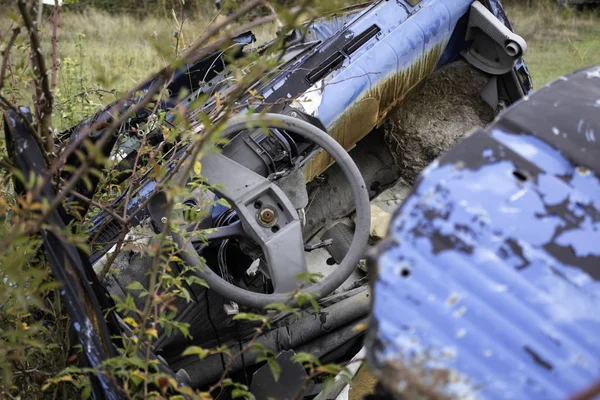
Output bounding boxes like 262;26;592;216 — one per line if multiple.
50;2;60;92
17;0;54;154
68;190;128;226
56;89;117;106
0;26;21;91
207;319;270;393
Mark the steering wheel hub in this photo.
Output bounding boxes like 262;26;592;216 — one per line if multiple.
171;113;371;309
258;207;277;227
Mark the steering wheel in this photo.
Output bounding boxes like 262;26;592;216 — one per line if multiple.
171;113;370;309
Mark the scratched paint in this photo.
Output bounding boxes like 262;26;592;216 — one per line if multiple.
299;0;473;178
368;66;600;399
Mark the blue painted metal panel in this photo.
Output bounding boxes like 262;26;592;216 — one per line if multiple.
368;66;600;399
308;0;473;128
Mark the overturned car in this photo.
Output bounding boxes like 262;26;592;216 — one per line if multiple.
8;0;584;398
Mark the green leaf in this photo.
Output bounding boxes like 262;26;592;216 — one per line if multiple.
184;275;209;289
267;358;281;382
294;271;324;284
81;383;92;399
174;287;192;303
182;346;209;359
129;372;144;386
126;281;145;291
316;363;343;376
264;302;300;317
231;388;255;400
308;297;320;313
251;342;273;357
296;292;320;312
216;198;231;208
232;312;270;327
291;352;321;367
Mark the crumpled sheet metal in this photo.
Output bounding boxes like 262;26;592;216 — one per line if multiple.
368;66;600;399
298;0;473;178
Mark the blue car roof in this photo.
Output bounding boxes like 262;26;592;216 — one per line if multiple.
368;65;600;399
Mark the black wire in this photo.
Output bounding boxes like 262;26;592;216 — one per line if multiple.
204;290;227;373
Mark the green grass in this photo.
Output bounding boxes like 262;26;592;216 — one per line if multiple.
506;4;600;87
2;8;277;92
0;8;277;129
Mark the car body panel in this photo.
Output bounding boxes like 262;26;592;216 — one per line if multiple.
368;66;600;399
295;0;475;177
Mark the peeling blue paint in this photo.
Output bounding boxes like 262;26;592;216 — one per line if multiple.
369;66;600;400
491;129;573;176
315;0;473;127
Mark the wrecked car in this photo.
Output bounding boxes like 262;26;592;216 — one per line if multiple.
4;0;538;398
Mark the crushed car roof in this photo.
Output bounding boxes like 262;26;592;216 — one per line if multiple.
368;65;600;400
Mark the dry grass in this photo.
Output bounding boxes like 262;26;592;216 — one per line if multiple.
53;9;276;89
0;7;277;129
506;3;600;87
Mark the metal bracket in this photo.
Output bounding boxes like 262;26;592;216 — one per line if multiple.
462;1;528;75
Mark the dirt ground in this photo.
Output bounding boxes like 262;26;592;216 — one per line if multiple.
349;366;379;400
383;60;495;184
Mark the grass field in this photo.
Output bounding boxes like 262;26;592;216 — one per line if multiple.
506;3;600;87
0;9;277;128
0;3;599;128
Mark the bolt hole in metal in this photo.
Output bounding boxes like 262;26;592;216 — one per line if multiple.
513;170;528;182
326;257;337;266
505;41;520;57
400;268;411;278
258;207;277;228
271;225;280;233
254;200;263;209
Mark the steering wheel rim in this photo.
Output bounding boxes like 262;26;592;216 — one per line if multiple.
172;113;370;309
